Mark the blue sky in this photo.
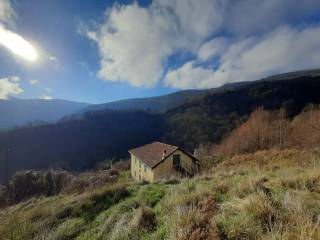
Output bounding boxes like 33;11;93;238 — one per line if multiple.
0;0;320;103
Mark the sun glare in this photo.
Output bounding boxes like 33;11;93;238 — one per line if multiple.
0;25;38;61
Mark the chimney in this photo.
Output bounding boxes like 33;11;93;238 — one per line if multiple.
162;149;167;159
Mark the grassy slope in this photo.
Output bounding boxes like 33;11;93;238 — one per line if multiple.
2;149;320;240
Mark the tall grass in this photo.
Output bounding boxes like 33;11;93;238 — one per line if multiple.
2;149;320;239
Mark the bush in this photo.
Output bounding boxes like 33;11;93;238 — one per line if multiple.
0;168;123;208
3;170;73;206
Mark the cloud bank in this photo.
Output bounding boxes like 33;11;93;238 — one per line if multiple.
88;0;320;89
166;26;320;88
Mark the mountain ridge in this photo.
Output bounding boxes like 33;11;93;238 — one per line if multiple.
77;69;320;115
2;69;319;129
1;70;320;183
0;99;90;129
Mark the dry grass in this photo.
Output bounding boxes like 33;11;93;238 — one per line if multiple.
2;149;320;239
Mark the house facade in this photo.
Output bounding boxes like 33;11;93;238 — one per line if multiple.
129;141;200;182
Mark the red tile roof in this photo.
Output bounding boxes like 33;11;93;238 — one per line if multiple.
129;141;178;168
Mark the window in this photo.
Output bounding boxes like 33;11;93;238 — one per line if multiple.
144;165;147;172
173;154;181;165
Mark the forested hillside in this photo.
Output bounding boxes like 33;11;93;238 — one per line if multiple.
76;69;320;115
1;75;320;182
0;111;164;183
166;76;320;149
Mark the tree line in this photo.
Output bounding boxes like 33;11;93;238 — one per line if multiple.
214;105;320;157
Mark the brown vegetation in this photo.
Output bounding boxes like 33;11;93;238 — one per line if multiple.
214;105;320;157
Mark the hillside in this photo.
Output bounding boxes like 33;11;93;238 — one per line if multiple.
166;75;320;149
79;90;205;114
0;69;319;129
0;99;90;129
0;110;164;184
77;69;320;115
1;148;320;239
1;72;320;182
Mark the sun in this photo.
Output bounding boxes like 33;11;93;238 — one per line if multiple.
0;25;38;61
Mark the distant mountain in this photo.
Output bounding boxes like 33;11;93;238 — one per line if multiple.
78;69;320;115
0;99;90;129
2;70;319;130
78;83;253;114
79;90;205;114
1;69;320;183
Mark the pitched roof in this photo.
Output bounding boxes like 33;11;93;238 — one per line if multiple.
129;141;178;168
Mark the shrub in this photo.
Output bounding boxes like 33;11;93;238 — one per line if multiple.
3;170;73;206
0;168;123;208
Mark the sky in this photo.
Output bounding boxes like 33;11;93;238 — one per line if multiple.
0;0;320;103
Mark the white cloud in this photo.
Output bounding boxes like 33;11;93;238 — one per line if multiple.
0;0;16;24
165;61;216;89
0;76;23;99
221;26;320;83
155;0;225;43
198;37;229;61
10;75;20;82
40;95;53;100
29;79;39;85
88;3;176;87
88;0;224;87
88;0;320;89
165;25;320;89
